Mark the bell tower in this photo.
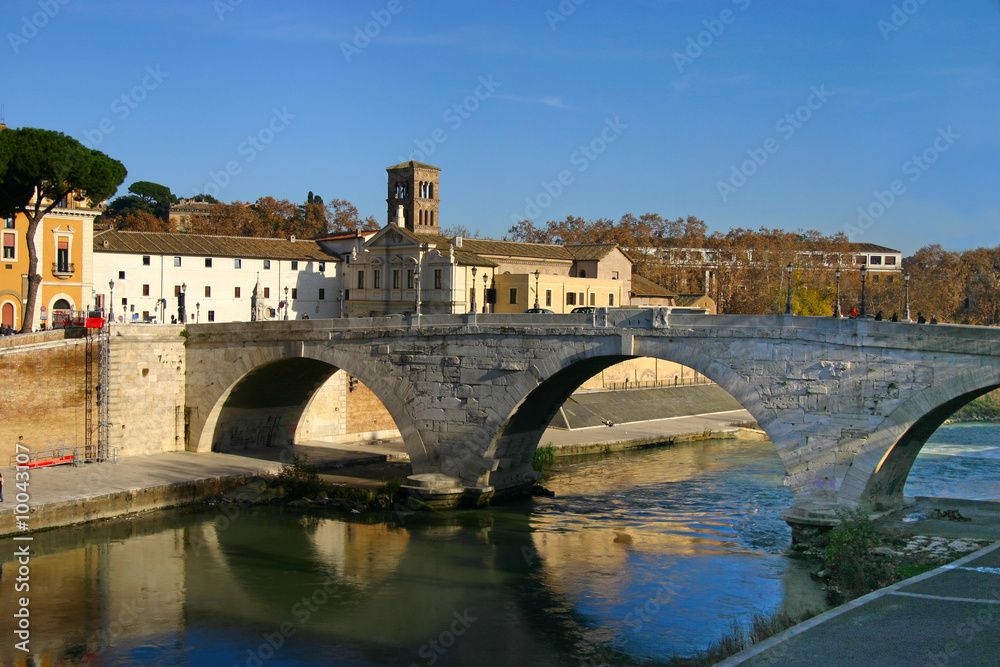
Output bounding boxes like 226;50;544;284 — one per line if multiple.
386;160;440;233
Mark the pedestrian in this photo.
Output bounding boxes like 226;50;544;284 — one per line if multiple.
849;308;858;319
930;314;939;324
874;310;884;321
1;470;4;502
890;312;899;322
917;312;926;324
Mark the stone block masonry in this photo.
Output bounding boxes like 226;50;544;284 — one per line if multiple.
106;325;188;457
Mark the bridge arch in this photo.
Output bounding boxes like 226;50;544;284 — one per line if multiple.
845;365;1000;512
190;346;427;466
483;335;779;493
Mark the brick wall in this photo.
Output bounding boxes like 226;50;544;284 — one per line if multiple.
0;331;96;462
346;376;397;439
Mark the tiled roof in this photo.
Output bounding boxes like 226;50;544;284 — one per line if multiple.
453;237;574;261
631;274;676;297
676;294;709;306
848;243;900;253
93;230;338;261
386;160;440;171
565;244;620;261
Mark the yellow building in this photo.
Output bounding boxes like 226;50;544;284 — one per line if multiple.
1;192;99;330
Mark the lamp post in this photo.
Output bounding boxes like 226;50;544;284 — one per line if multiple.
860;266;868;318
196;302;200;323
834;268;842;318
482;273;488;313
284;285;289;320
414;270;421;316
108;279;115;322
470;267;477;314
785;263;793;315
178;282;187;323
904;272;911;322
338;288;345;318
534;269;540;309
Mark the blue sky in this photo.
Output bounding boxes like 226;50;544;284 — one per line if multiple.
2;0;998;254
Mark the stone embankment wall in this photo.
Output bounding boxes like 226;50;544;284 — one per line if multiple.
0;330;94;462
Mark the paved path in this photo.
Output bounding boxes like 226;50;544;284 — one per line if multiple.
719;540;1000;666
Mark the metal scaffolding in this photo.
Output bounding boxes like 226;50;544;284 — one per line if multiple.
96;322;111;462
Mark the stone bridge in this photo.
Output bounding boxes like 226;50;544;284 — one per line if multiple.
182;309;1000;533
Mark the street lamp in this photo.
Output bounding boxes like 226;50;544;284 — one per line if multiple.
482;273;489;313
534;269;540;309
414;270;421;316
860;266;868;318
338;288;345;318
196;302;200;323
470;267;477;314
178;283;187;323
834;268;842;318
904;272;911;322
108;279;115;321
785;263;793;315
284;285;289;320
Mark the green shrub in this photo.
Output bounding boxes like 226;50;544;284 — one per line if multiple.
275;455;322;499
822;509;895;604
532;445;556;472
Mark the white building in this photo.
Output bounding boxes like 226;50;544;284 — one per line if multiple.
93;230;341;323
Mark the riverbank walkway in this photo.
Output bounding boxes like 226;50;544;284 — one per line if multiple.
719;538;1000;666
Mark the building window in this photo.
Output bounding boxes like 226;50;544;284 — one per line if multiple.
373;269;381;289
234;258;242;269
609;294;615;306
118;270;125;280
205;258;212;268
567;293;576;306
885;256;897;266
590;293;596;306
142;311;149;320
142;255;151;266
611;271;619;280
855;255;867;265
3;217;14;229
205;286;211;298
174;285;182;297
357;271;365;289
2;232;15;260
869;256;883;265
546;290;552;307
407;269;414;289
234;286;241;298
291;288;297;299
263;259;271;270
434;269;442;289
264;287;270;299
291;260;298;270
208;311;215;322
318;262;325;272
319;288;325;300
509;288;518;305
142;284;150;296
174;257;182;267
393;269;400;289
579;270;587;278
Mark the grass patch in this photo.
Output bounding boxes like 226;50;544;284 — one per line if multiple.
668;608;824;666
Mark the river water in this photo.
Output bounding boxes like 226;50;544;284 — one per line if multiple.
4;424;999;667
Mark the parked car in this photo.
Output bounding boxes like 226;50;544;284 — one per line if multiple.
571;307;596;313
524;308;555;314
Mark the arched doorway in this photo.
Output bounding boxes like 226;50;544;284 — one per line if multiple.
1;302;14;328
53;298;72;310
